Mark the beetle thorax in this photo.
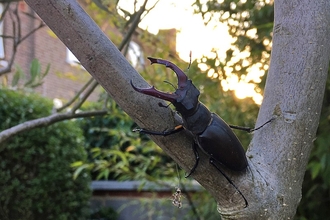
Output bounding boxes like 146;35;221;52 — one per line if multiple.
181;103;212;135
173;80;200;116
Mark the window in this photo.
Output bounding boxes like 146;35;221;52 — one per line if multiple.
66;48;80;66
127;41;144;69
0;4;5;59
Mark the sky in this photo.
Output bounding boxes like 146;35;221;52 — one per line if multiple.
118;0;264;104
118;0;232;62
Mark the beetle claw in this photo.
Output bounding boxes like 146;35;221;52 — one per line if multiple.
130;80;178;102
147;57;188;88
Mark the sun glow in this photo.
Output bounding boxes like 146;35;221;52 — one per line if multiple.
118;0;265;104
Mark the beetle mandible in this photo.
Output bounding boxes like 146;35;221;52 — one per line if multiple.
131;57;272;207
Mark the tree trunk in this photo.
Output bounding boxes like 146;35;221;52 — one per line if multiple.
241;0;330;218
24;0;330;219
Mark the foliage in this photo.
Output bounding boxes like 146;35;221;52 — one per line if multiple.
193;0;274;101
90;206;119;220
193;0;330;219
182;190;219;220
1;58;50;91
74;98;177;181
0;89;91;220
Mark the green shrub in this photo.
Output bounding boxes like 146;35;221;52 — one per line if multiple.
0;89;91;220
90;207;118;220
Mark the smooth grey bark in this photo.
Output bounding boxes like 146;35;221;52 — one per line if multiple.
24;0;330;219
240;0;330;219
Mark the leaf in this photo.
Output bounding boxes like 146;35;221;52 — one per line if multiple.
70;161;84;168
11;66;24;87
96;169;110;180
126;145;135;152
41;63;50;79
310;162;321;179
72;164;90;180
25;59;40;87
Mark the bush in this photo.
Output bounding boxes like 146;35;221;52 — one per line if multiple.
0;89;91;220
90;207;118;220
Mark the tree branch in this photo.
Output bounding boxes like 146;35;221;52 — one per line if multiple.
57;77;94;112
0;110;107;144
71;79;98;112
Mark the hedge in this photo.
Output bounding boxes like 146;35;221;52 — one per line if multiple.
0;89;91;220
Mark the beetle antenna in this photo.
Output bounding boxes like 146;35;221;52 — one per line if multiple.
229;117;275;133
249;116;276;132
187;51;192;71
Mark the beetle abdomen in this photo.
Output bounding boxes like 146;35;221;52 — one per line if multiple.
197;113;248;171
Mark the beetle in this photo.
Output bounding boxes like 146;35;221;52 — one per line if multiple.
131;57;273;207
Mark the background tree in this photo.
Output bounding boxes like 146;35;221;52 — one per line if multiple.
22;0;330;219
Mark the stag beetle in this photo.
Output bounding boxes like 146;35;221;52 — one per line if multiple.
131;57;273;207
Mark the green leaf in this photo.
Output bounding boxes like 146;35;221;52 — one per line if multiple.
41;63;50;79
71;161;84;167
73;164;90;180
11;66;24;87
310;162;321;179
25;58;40;87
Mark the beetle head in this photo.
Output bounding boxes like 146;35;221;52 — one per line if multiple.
131;57;200;116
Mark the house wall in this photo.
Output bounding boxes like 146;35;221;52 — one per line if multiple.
2;2;178;104
3;2;101;102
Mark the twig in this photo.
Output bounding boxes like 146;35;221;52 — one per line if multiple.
0;110;107;144
57;77;94;112
71;79;99;112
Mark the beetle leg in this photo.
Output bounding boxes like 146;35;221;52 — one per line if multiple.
185;143;200;178
133;125;184;136
209;157;248;208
